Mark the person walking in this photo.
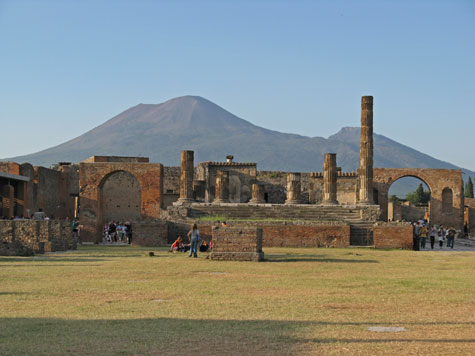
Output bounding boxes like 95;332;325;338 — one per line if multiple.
447;226;456;249
438;226;445;249
187;223;200;258
413;222;421;251
420;224;428;249
429;225;437;249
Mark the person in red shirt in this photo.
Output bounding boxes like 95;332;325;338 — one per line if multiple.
169;236;184;252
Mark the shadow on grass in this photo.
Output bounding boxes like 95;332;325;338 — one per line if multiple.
0;317;473;356
265;253;378;263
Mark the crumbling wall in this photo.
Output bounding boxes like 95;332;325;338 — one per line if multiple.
0;219;75;255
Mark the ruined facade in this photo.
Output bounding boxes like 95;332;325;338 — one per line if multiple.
78;156;163;243
1;95;466;251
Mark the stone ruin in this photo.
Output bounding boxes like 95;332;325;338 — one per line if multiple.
0;96;467;256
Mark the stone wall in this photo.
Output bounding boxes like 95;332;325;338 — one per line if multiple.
210;226;264;261
464;197;475;234
34;167;61;218
0;219;75;255
373;223;413;249
257;171;358;204
163;166;180;194
132;221;168;246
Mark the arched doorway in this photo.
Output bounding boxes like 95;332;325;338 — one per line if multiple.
387;176;431;223
99;171;142;225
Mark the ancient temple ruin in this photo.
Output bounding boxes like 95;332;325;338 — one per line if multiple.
1;96;467;251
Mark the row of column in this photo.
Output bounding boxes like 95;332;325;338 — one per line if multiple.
178;94;373;205
178;149;267;204
177;149;339;205
284;153;337;205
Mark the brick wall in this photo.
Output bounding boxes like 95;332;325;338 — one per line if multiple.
258;223;350;248
167;220;349;248
211;226;264;261
373;223;413;249
133;221;168;246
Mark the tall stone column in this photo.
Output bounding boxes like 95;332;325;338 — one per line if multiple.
285;173;301;204
323;153;338;205
250;183;265;204
359;96;374;204
214;170;229;203
178;150;194;203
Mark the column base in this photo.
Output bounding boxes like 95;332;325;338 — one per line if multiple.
285;200;300;205
322;200;339;206
213;199;229;204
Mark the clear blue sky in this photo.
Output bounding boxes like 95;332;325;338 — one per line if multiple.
1;0;474;169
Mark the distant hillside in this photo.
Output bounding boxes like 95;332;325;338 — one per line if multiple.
3;96;474;195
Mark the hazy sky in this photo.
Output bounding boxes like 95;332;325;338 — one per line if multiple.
1;0;474;169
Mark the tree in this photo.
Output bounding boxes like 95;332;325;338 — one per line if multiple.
389;195;399;202
416;183;425;204
406;183;430;205
465;177;474;198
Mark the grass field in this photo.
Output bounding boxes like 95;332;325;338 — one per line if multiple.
1;245;475;355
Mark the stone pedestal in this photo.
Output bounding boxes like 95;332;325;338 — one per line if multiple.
210;226;264;261
359;96;374;204
250;183;266;204
285;173;301;204
214;170;229;203
178;150;194;203
323;153;338;205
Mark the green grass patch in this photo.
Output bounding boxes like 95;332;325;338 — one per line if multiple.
1;246;474;355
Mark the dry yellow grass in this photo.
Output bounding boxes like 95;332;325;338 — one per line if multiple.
1;245;474;355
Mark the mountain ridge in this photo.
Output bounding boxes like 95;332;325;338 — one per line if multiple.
2;96;473;184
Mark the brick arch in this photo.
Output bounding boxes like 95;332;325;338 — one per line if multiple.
79;162;163;242
373;168;464;228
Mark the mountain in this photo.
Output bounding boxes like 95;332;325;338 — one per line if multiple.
3;96;475;193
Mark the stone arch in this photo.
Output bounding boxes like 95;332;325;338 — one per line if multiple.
386;175;431;222
373;168;463;229
98;170;142;224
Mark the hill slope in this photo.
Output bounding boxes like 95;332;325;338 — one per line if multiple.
3;96;473;185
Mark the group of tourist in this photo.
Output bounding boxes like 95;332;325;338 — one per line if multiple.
413;220;456;250
103;221;132;244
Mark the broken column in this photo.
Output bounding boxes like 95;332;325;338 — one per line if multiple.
359;96;374;204
323;153;338;205
285;173;301;204
250;183;265;204
178;150;194;203
214;170;229;203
